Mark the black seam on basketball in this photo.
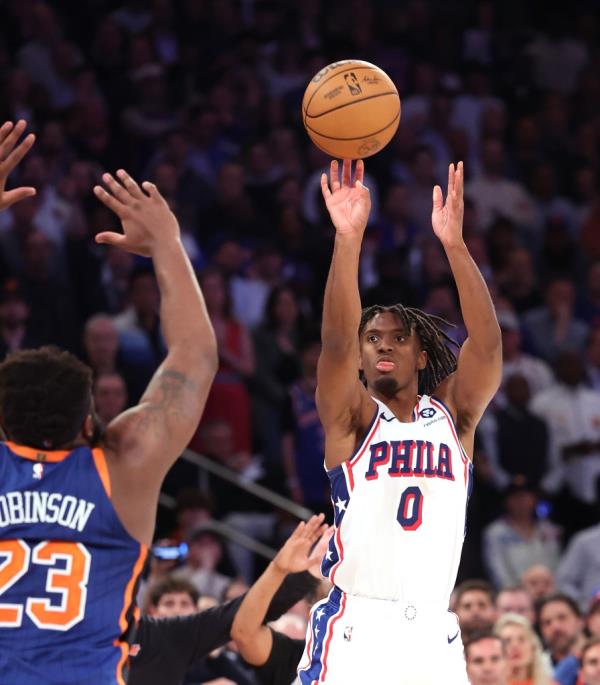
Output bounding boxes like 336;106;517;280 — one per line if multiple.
305;91;399;119
304;109;400;141
306;66;395;112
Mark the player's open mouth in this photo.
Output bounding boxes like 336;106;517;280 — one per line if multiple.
376;360;395;372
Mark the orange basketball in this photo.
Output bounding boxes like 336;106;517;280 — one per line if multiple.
302;60;401;159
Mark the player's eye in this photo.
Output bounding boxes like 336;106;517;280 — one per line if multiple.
367;335;378;343
395;335;406;342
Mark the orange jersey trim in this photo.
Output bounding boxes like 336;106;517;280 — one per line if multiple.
4;441;72;462
92;448;111;498
115;545;148;684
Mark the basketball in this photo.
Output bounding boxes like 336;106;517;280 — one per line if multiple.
302;60;401;159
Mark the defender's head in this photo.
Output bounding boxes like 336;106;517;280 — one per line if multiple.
0;346;98;450
358;304;458;398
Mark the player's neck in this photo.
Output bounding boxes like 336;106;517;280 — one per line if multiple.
370;387;420;422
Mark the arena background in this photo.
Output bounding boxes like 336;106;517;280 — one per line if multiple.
0;0;599;624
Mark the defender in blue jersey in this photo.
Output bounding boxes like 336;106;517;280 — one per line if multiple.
0;121;218;685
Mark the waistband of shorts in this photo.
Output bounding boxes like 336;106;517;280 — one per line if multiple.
333;587;451;614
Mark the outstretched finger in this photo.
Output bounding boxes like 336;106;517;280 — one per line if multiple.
142;180;166;204
432;185;444;212
448;163;455;195
305;513;326;536
94;184;127;216
102;173;133;205
0;120;27;160
116;169;145;199
354;159;365;185
341;159;352;187
0;187;36;209
1;133;35;175
95;231;127;247
320;173;332;200
330;160;340;193
455;161;464;199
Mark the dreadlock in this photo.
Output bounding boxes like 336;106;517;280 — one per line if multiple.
358;304;459;395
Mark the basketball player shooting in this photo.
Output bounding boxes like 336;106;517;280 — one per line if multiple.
0;121;218;685
297;159;501;685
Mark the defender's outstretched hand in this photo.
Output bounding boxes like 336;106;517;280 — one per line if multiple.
432;161;465;248
0;120;36;211
94;169;180;257
272;514;329;575
321;159;371;236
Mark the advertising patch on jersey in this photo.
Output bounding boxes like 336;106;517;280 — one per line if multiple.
129;644;141;657
32;463;44;480
344;626;353;642
420;408;436;419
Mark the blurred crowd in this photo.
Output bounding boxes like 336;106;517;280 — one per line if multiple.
1;0;600;682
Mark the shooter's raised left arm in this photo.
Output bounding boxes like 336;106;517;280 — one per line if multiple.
434;163;502;431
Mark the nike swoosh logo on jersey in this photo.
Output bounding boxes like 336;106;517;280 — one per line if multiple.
447;630;460;644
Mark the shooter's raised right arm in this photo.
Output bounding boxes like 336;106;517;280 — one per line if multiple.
316;160;374;467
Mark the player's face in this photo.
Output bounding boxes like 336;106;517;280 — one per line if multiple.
466;638;508;685
539;601;582;657
581;644;600;685
588;611;600;639
498;624;534;674
153;592;197;618
456;590;497;634
496;591;535;625
360;312;426;397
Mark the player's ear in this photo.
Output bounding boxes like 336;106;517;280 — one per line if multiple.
417;349;427;371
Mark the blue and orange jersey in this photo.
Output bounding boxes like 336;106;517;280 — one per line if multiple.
0;441;147;685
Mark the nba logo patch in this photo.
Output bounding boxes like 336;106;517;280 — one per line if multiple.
32;463;44;480
344;626;353;642
420;408;436;419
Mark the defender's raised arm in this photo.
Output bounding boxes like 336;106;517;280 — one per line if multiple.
94;171;218;545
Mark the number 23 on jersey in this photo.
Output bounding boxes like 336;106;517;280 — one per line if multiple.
0;539;91;631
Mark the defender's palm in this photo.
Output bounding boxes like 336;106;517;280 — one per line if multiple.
321;159;371;235
273;514;328;574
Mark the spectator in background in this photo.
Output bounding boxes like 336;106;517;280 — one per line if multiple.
585;327;600;392
522;565;556;605
496;587;536;625
556;523;600;612
0;278;39;357
454;580;498;639
194;266;254;454
523;279;588;363
495;612;555;685
538;594;585;680
530;352;600;536
578;264;600;327
281;337;329;511
481;373;549;490
579;638;600;685
146;577;199;618
587;601;600;640
499;248;544;314
499;310;553;398
93;372;127;426
251;285;303;464
483;478;561;589
173;523;233;600
464;632;509;685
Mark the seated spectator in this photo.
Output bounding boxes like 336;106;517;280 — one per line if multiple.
251;285;304;465
282;337;329;511
538;594;586;682
173;524;234;600
499;310;553;400
522;565;556;604
481;374;549;489
579;638;600;685
147;577;199;618
169;489;215;542
530;352;600;537
93;372;127;426
522;279;588;363
464;631;509;685
112;266;166;380
193;266;254;454
557;523;600;611
587;600;600;640
499;248;544;315
0;278;40;358
483;478;561;589
454;580;498;639
585;326;600;392
495;612;555;685
496;587;536;625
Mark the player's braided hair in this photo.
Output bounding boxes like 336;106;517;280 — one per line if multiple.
358;304;459;395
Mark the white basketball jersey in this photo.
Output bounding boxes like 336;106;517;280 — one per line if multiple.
321;395;473;604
